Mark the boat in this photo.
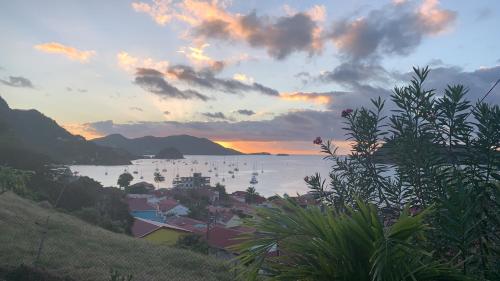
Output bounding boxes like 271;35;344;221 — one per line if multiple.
228;170;234;174
250;175;258;185
234;167;239;172
162;169;167;172
133;170;138;174
231;174;235;179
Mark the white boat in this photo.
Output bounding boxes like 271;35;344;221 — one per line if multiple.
250;175;258;185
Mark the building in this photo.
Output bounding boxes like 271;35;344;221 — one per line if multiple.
172;173;210;189
131;218;192;245
157;198;189;216
206;225;247;259
127;198;165;222
166;216;207;234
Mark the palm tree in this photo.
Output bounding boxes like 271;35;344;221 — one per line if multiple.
153;172;165;188
235;199;466;281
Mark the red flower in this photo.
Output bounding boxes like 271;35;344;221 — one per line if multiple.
313;137;323;145
341;108;353;118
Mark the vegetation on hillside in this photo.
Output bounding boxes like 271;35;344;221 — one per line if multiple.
0;192;231;281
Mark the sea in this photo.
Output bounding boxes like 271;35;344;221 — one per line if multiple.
70;155;332;197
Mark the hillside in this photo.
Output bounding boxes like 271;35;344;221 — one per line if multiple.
92;134;242;156
155;147;184;159
0;192;230;281
0;96;133;165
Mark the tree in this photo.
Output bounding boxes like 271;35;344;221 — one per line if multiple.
236;199;465;281
214;182;228;202
0;166;32;195
153;172;165;188
117;172;133;189
176;234;209;254
245;186;259;204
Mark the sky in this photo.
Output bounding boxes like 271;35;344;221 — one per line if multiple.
0;0;499;154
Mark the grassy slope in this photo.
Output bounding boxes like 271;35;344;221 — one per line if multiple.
0;192;231;281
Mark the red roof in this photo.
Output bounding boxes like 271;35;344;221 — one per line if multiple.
132;218;159;237
207;225;245;251
131;218;191;238
158;198;179;212
167;216;207;234
127;198;155;211
231;191;247;197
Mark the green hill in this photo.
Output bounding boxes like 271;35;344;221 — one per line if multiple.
0;192;230;281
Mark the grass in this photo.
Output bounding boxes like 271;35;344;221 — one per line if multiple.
0;192;232;281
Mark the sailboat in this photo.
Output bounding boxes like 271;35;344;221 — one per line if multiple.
250;175;258;185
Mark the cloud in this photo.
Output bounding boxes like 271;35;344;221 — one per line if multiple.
166;64;279;96
407;65;500;104
280;92;334;105
233;73;254;84
0;76;34;88
117;51;169;72
133;0;323;60
132;0;173;25
235;12;320;59
177;44;223;70
201;112;229;120
320;62;392;85
130;106;144;112
134;67;209;101
66;87;88;93
329;0;456;61
82;109;345;142
34;42;96;63
235;109;255;116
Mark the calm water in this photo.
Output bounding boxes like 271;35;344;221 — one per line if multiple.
70;155;332;197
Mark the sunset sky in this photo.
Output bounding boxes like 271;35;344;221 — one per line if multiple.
1;0;499;154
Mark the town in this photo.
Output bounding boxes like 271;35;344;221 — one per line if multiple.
125;172;318;258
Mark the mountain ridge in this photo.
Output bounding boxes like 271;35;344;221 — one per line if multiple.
0;95;133;165
92;134;243;156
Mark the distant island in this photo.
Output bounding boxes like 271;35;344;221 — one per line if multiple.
154;147;184;159
276;153;290;156
248;152;272;155
92;134;242;156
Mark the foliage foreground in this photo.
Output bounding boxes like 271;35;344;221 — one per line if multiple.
236;199;466;281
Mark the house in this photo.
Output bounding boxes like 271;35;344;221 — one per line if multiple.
206;225;248;259
166;216;207;234
131;218;192;245
230;191;266;205
127;181;155;194
197;188;220;203
230;191;247;203
127;198;165;222
157;198;189;216
221;214;242;228
172;173;210;189
127;197;155;211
